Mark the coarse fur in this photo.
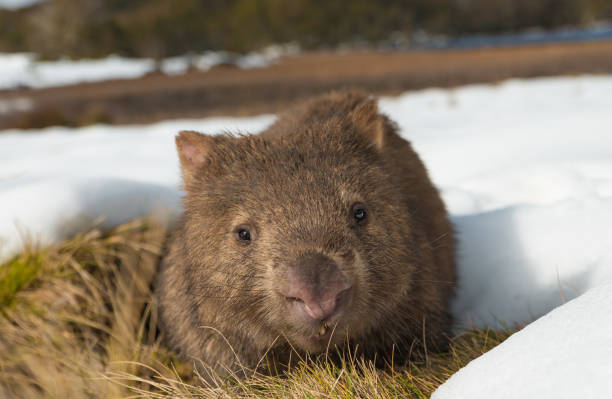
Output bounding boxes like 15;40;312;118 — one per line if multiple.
156;91;456;377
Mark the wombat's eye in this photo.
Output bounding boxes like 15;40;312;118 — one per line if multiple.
352;203;368;225
235;225;253;243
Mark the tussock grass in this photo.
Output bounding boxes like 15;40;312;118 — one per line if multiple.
0;219;515;398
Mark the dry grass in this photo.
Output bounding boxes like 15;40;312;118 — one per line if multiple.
0;219;515;398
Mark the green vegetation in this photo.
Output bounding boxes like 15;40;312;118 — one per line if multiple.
1;0;611;59
0;253;42;309
0;218;517;398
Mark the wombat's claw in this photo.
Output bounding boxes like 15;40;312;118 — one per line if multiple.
318;322;329;336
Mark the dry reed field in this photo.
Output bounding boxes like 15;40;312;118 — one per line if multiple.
0;219;515;398
2;39;612;130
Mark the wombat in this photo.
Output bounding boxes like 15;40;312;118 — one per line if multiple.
156;91;455;377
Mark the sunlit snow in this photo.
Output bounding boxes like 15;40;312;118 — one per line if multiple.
0;46;296;89
433;282;612;398
0;0;46;9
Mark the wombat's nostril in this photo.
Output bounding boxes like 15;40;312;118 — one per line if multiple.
301;298;333;321
285;284;353;322
285;296;303;303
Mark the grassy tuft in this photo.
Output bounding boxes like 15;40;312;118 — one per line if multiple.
0;253;43;310
0;219;517;398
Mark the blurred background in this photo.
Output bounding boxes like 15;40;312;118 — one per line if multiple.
1;0;612;130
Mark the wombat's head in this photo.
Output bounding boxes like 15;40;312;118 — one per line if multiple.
176;97;418;353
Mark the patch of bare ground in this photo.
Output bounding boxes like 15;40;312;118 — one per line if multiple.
2;40;612;130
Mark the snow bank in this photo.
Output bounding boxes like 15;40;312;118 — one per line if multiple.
452;201;612;328
1;74;612;397
433;282;612;399
0;0;46;9
0;54;154;89
0;46;298;89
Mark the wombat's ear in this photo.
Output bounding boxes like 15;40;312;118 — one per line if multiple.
348;98;385;151
175;130;215;185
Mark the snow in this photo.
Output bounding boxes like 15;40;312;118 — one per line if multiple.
1;74;611;397
0;0;46;9
0;54;154;89
0;46;298;89
451;200;612;328
433;282;612;399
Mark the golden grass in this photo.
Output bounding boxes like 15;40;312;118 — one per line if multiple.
0;219;516;398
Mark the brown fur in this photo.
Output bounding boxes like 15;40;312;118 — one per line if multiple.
156;91;456;377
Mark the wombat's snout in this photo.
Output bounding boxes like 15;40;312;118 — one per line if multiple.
280;252;352;322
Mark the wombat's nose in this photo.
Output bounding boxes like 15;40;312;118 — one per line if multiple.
282;253;352;322
288;286;352;321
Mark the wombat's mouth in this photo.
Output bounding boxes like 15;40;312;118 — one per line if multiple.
292;321;348;352
279;285;354;352
308;329;333;345
306;321;332;341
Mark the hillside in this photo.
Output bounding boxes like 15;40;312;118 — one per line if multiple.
1;0;612;58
